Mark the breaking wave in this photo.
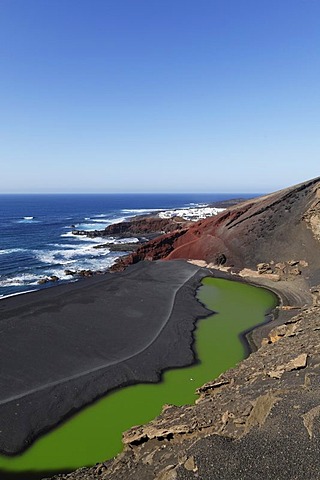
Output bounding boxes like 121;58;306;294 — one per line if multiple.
0;248;26;255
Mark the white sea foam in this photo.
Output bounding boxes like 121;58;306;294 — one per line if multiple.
49;243;81;248
79;215;126;226
121;208;160;214
0;248;26;255
64;216;127;235
60;232;105;242
0;273;43;287
42;268;74;281
34;242;112;268
16;218;40;224
90;218;116;223
75;223;109;230
74;236;106;243
42;255;117;277
113;237;139;244
61;232;78;238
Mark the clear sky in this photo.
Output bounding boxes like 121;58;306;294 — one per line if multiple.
0;0;319;193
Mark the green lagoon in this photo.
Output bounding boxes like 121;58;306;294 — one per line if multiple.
0;277;277;477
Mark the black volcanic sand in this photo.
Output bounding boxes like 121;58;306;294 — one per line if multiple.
0;260;210;456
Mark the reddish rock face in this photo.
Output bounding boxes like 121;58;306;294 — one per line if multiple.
111;177;320;282
109;229;188;272
104;216;190;235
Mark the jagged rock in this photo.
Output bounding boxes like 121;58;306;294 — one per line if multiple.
302;405;320;439
303;193;320;240
64;269;76;276
244;392;280;432
311;285;320;306
78;270;94;277
38;276;59;284
64;269;95;277
275;262;286;271
183;456;197;472
288;260;300;266
93;242;140;252
267;353;308;378
289;266;301;276
72;217;191;240
214;253;227;265
110;229;188;272
257;263;271;273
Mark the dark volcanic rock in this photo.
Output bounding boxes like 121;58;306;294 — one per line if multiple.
109;229;188;272
93;242;140;252
72;216;191;239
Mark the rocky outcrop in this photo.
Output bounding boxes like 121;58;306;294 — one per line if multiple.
64;269;97;277
72;216;191;239
303;185;320;241
92;243;139;252
37;275;60;284
109;229;189;272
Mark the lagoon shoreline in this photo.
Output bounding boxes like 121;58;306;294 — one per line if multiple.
0;260;285;480
0;257;303;453
0;260;212;457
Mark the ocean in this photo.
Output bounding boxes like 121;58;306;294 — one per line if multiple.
0;193;254;298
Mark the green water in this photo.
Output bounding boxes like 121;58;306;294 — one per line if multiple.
0;277;277;476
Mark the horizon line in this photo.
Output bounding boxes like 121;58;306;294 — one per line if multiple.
0;191;264;196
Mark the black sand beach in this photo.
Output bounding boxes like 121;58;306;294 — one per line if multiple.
0;260;210;455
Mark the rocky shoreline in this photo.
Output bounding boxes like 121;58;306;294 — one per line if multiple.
36;203;232;285
35;198;247;286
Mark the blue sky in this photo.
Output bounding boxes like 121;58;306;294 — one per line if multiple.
0;0;319;193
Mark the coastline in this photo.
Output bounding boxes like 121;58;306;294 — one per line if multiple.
1;195;248;299
0;194;248;299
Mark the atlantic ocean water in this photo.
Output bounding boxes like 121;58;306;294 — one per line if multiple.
0;193;253;298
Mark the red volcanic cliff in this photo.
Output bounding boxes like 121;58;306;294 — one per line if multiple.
111;177;320;281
